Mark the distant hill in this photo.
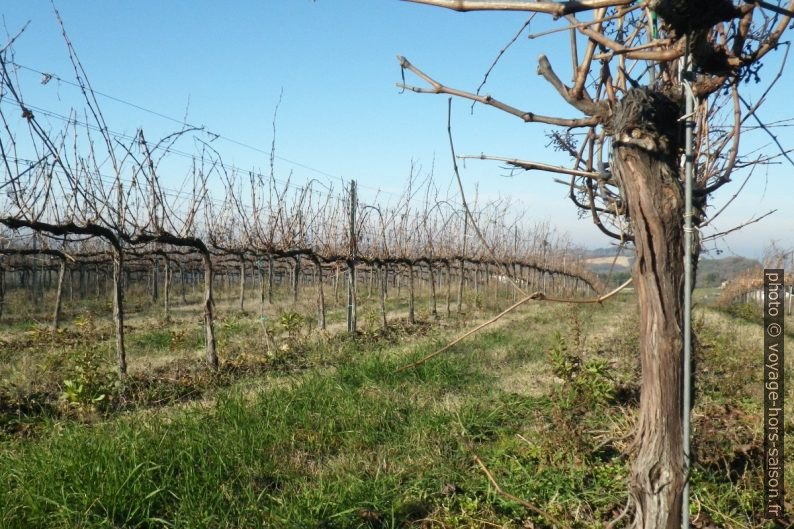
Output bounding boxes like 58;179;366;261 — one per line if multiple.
580;248;634;286
579;249;760;288
696;256;761;287
581;247;631;259
584;255;632;269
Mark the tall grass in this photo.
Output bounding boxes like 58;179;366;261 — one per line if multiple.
4;295;781;528
0;318;549;528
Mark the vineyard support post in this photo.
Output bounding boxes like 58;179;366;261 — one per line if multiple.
314;256;326;330
682;42;694;529
408;263;416;323
457;214;467;315
380;262;388;328
429;263;437;318
52;256;66;334
163;256;171;317
112;247;127;378
0;259;5;321
239;255;246;312
268;254;274;305
292;255;300;305
347;180;357;333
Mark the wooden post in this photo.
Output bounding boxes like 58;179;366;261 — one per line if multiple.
151;257;159;303
68;265;74;304
513;227;519;302
334;262;340;305
445;261;452;317
347;180;357;332
379;263;388;328
292;255;301;305
163;256;171;317
31;238;38;303
314;257;326;330
180;262;187;304
408;263;416;324
428;263;437;318
239;255;246;312
112;247;127;378
457;216;467;315
258;259;265;316
267;254;274;305
474;262;480;300
78;266;86;299
51;257;66;333
201;251;218;370
113;180;127;378
50;257;66;335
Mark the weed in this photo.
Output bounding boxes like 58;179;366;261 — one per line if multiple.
547;330;616;411
279;310;304;338
59;344;117;415
720;301;762;324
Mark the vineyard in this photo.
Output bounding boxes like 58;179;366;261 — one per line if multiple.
0;31;606;379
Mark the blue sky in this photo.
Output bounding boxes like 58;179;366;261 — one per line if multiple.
2;0;793;258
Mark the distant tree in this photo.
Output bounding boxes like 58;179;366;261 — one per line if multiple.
398;1;793;527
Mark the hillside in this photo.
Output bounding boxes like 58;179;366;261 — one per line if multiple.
580;250;761;288
696;256;761;287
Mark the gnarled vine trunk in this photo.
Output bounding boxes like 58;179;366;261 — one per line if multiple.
292;255;300;305
428;263;437;318
379;263;388;328
112;248;127;378
611;88;686;529
239;257;246;312
312;257;326;330
408;263;416;323
201;251;219;370
258;261;266;316
445;261;452;317
163;257;171;317
51;258;66;334
267;255;274;305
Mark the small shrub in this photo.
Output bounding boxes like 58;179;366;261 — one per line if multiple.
59;345;117;414
279;311;305;340
722;301;762;324
547;331;616;410
361;308;381;336
544;311;621;459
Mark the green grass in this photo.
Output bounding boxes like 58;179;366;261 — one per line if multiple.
0;288;790;528
0;301;632;529
128;329;173;351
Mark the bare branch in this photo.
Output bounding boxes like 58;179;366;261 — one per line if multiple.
461;153;603;178
537;54;606;116
469;450;569;528
472;14;535;113
397;55;599;127
701;209;777;241
401;0;636;16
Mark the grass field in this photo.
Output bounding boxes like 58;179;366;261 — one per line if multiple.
0;287;792;528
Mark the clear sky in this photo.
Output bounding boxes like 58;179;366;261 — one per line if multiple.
2;1;792;258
